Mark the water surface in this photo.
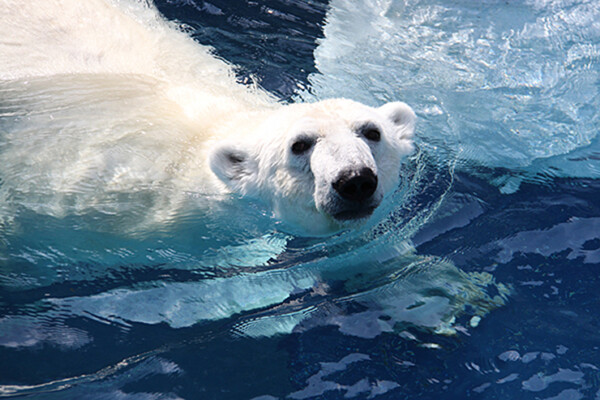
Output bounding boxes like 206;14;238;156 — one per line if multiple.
1;0;599;399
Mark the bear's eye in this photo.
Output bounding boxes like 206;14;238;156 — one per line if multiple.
363;127;381;142
291;138;314;155
357;122;382;142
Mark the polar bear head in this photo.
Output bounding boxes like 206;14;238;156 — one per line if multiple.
209;99;416;235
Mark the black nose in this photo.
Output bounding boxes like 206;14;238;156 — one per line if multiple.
332;167;378;202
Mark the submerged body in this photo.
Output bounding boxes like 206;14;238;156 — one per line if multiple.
0;0;414;235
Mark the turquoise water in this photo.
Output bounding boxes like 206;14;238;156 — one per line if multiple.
1;0;600;399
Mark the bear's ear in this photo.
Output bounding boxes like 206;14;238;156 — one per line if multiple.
378;101;416;139
209;144;258;193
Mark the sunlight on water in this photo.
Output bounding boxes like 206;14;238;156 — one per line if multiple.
301;0;600;184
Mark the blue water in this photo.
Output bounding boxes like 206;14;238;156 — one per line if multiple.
1;0;600;399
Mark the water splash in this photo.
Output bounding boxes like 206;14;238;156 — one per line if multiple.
300;0;600;182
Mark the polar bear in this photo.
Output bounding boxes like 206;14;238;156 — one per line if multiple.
0;0;415;235
208;100;415;234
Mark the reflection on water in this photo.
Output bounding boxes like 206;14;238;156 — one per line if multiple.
0;143;509;335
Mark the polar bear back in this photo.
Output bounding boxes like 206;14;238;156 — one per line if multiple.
0;0;279;230
0;0;276;115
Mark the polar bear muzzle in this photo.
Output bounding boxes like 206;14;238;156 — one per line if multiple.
329;167;380;221
332;167;378;202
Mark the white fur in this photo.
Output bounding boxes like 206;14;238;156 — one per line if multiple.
210;100;415;234
0;0;415;235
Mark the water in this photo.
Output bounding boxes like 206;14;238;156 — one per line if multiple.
1;0;599;399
